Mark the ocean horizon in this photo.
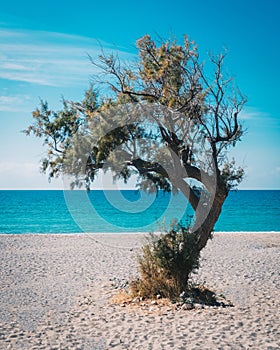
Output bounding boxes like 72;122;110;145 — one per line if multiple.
0;189;279;234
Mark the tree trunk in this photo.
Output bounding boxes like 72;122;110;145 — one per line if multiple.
192;179;229;251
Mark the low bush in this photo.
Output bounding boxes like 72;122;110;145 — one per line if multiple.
131;223;201;299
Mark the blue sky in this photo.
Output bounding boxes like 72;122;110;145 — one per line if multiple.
0;0;279;189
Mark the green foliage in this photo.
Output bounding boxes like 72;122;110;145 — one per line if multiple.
24;86;99;180
131;223;201;299
25;35;246;194
136;35;198;107
221;159;245;189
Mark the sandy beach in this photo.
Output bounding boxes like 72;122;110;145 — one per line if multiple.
0;232;279;349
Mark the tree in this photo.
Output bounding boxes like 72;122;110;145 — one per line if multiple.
26;34;246;255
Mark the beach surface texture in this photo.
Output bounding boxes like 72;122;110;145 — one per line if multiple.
0;232;279;349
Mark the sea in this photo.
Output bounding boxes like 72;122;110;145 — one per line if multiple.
0;190;279;234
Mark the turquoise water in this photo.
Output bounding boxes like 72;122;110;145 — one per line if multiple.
0;190;279;233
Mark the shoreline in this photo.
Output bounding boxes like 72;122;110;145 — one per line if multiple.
1;230;280;235
1;232;279;349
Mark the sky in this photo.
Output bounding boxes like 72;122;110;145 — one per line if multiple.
0;0;279;190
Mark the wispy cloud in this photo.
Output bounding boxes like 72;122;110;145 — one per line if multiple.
239;107;269;120
0;94;31;112
0;28;134;87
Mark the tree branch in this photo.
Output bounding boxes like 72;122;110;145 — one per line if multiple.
125;158;169;178
213;112;239;142
172;178;200;211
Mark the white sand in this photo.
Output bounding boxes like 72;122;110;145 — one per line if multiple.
0;232;279;349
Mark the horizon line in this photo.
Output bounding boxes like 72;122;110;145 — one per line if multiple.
0;188;279;191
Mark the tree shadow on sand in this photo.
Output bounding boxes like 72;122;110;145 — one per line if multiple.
177;284;234;309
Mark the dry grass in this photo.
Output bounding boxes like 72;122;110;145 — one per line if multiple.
110;289;176;314
110;289;133;305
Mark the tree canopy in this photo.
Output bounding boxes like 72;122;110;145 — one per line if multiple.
25;34;246;250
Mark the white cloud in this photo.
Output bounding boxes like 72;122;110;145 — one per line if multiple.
0;28;134;87
0;28;135;114
0;161;63;189
239;107;269;120
0;94;31;112
1;62;31;71
0;161;37;174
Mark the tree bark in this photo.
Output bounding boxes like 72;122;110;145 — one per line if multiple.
194;186;228;251
183;176;229;251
